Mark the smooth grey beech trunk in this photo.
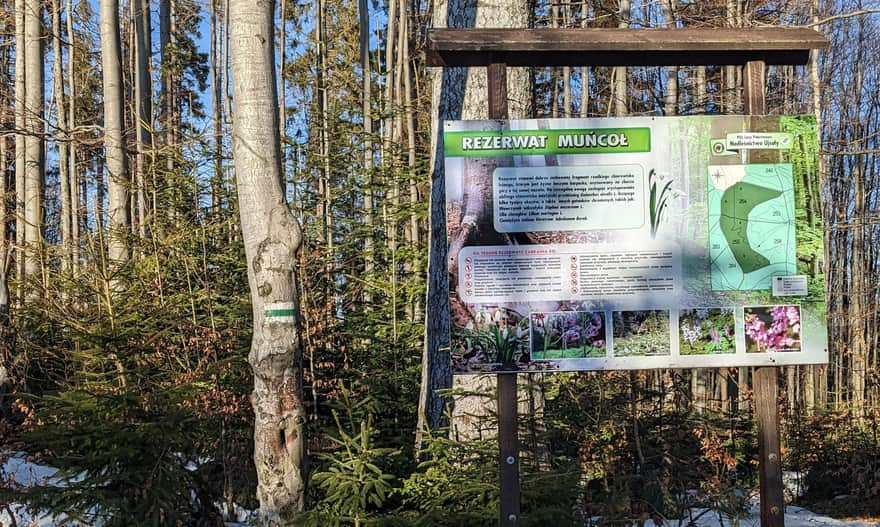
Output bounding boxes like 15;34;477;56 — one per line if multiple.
99;0;130;263
14;0;25;292
23;0;43;281
229;0;306;522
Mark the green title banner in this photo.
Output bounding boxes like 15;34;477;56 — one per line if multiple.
444;127;651;157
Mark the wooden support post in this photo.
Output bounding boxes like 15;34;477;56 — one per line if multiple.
488;63;509;118
498;373;520;526
744;59;785;527
487;62;520;527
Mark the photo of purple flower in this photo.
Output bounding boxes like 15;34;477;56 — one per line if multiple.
530;311;606;359
679;308;736;355
744;305;801;353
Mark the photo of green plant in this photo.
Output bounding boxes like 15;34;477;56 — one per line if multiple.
679;308;736;355
744;305;801;353
612;310;670;356
452;308;530;370
530;311;606;359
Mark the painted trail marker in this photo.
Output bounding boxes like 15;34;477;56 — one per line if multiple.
263;302;297;324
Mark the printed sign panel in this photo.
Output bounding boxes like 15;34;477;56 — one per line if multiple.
445;115;827;373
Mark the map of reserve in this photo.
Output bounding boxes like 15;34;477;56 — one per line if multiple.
707;164;797;291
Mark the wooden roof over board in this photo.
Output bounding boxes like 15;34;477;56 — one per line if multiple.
426;28;829;67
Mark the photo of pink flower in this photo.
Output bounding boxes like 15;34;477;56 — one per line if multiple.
744;305;801;353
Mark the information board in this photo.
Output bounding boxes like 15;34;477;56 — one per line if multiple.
445;115;827;373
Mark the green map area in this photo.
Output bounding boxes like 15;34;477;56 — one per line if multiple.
708;164;796;291
718;182;782;273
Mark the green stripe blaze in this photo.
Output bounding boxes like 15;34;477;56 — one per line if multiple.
265;309;296;318
444;127;651;157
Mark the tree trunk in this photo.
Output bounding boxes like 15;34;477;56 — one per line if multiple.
133;0;152;237
211;0;224;216
159;0;172;175
23;0;44;283
417;0;530;446
806;0;823;413
229;0;306;521
316;0;332;250
660;0;677;116
724;0;738;113
52;0;71;273
402;0;419;262
67;0;80;274
849;12;866;419
0;126;10;324
14;0;26;296
579;1;589;118
613;0;629;116
100;0;130;264
359;0;374;303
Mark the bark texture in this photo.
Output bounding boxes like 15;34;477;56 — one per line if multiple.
14;0;26;291
52;0;71;272
229;0;306;522
23;0;44;281
418;0;530;445
99;0;130;263
133;0;152;236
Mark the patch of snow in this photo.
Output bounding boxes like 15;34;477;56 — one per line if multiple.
637;500;880;527
5;455;878;527
218;501;257;523
783;470;809;500
3;452;59;486
3;452;258;526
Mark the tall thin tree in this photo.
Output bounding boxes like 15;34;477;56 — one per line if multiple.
229;0;306;521
100;0;130;264
23;0;44;283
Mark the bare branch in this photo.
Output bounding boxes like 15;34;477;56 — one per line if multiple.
808;8;880;27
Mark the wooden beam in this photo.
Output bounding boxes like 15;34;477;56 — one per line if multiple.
426;28;828;67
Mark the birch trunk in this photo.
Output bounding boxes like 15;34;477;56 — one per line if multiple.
229;0;305;521
100;0;130;263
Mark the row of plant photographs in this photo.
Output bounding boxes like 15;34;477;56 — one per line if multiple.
530;305;802;360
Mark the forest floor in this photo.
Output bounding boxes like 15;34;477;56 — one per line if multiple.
3;452;879;526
